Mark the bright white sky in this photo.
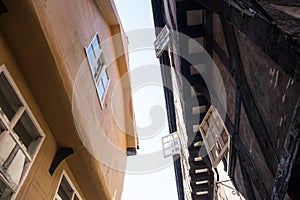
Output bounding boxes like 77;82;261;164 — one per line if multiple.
113;0;179;200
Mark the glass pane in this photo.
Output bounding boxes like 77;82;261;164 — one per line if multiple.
0;133;16;166
95;59;101;79
164;148;172;157
92;36;100;58
212;127;218;138
174;140;179;146
0;179;12;199
203;122;208;133
207;133;214;150
100;53;106;66
13;112;40;151
97;82;105;100
221;130;228;143
87;47;96;76
58;177;74;200
102;70;109;89
216;118;222;130
87;46;95;61
95;54;106;78
216;140;222;152
6;149;26;187
0;74;22;120
0;121;6;134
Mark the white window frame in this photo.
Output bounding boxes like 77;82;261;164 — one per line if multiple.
154;25;171;58
0;65;45;200
199;105;230;168
162;131;181;158
85;33;110;108
54;171;82;200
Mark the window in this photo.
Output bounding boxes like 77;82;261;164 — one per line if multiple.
162;132;181;158
0;65;44;199
85;34;110;107
55;172;81;200
199;106;230;168
154;25;171;58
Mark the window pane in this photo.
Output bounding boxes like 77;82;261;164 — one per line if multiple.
0;179;12;199
162;132;181;157
0;68;44;199
200;105;230;168
102;70;109;88
95;59;103;80
0;74;22;120
87;46;95;63
58;177;74;200
87;47;97;76
99;53;105;66
92;36;100;58
0;133;16;166
13;112;40;152
202;122;208;133
207;134;214;150
95;54;105;78
6;149;26;188
0;121;6;133
221;130;228;143
97;82;105;100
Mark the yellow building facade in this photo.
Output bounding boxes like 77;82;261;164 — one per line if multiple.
0;0;137;199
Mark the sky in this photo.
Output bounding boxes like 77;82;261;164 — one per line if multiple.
113;0;179;200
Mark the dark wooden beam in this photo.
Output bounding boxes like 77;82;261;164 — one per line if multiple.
185;52;210;65
151;0;165;30
229;88;241;179
204;10;213;56
159;50;186;200
173;157;185;200
272;97;300;200
176;1;205;12
262;0;300;6
189;160;209;170
160;52;177;134
211;39;231;74
179;24;206;38
186;74;207;88
194;0;300;82
186;95;209;107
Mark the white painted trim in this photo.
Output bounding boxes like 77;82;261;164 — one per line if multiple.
199;105;230;168
98;66;110;109
53;170;83;200
0;64;46;200
84;34;110;110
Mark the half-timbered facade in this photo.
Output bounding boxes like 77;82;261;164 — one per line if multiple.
152;0;300;199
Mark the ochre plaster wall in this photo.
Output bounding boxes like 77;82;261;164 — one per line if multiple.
0;0;134;199
0;33;85;200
